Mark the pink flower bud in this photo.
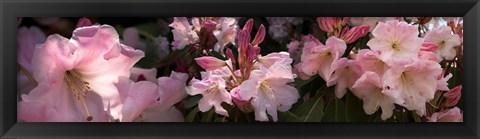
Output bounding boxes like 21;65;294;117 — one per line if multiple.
428;107;463;122
339;26;350;37
246;44;258;63
195;56;226;71
204;20;217;31
341;17;350;26
317;17;335;33
251;24;266;46
238;30;251;51
230;87;248;105
421;42;439;52
225;48;236;70
230;87;254;113
175;60;187;72
76;17;93;28
242;18;254;34
443;85;462;107
341;25;370;44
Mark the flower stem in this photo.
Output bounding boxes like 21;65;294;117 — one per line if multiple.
18;63;38;87
137;30;158;42
226;64;240;85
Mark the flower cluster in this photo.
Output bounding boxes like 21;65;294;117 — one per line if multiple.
17;17;463;122
187;19;299;121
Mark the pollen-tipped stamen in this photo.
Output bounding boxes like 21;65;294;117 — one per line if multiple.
64;70;93;121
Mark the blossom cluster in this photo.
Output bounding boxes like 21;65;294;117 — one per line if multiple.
17;17;463;122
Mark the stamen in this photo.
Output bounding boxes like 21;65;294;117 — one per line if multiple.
260;82;281;106
64;70;93;121
206;83;219;94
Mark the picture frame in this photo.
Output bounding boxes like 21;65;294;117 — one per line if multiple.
1;0;479;138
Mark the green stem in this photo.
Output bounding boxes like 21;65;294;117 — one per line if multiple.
18;63;38;87
137;30;157;42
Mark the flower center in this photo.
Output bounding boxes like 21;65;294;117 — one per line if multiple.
260;82;274;96
391;41;400;51
64;70;93;121
206;83;220;94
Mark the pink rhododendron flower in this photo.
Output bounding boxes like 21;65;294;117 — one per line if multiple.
187;74;233;116
424;26;462;61
17;26;46;72
17;26;46;95
382;59;443;116
154;36;170;60
122;27;147;51
443;85;462;107
136;71;188;122
301;36;346;82
294;62;311;80
114;77;159;122
239;62;299;121
367;20;423;64
436;72;452;91
355;49;388;76
129;70;188;122
287;40;301;56
352;71;396;120
18;25;144;122
428;107;463;122
213;17;238;52
170;17;199;50
130;67;158;83
328;58;363;98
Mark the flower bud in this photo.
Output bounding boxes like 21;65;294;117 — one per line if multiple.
242;18;254;34
230;87;254;113
317;17;335;33
421;42;439;52
443;85;462;107
251;24;266;46
204;20;217;31
76;17;93;28
341;25;370;44
195;56;226;71
428;107;463;122
225;48;236;70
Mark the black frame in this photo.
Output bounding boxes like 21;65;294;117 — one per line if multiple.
1;0;479;138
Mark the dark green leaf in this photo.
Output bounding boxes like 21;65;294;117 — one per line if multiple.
345;91;369;122
322;97;347;122
182;95;202;108
294;76;318;89
186;107;200;122
201;109;215;122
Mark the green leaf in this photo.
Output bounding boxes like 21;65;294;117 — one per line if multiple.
412;112;422;122
182;95;202;108
201;109;215;122
186;107;200;122
291;93;325;122
213;117;228;122
322;97;347;122
278;111;303;122
345;91;369;122
208;51;228;60
294;75;318;89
